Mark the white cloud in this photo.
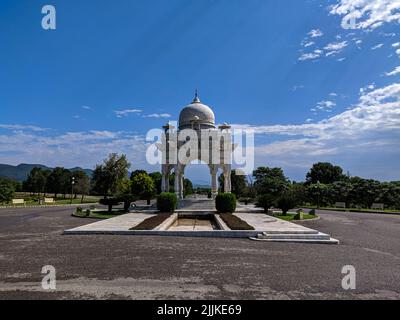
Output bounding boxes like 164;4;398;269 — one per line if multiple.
114;109;142;118
315;100;337;112
371;43;384;50
299;51;321;61
322;41;349;57
324;41;348;51
143;113;172;118
291;85;305;91
0;128;150;170
0;124;48;132
308;29;324;38
302;40;315;48
231;83;400;180
393;42;400;47
385;66;400;76
82;105;91;110
330;0;400;30
359;83;375;94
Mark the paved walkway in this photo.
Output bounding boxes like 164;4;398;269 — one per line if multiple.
65;208;322;236
66;212;156;232
234;212;318;234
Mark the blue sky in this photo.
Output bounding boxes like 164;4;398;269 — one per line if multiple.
0;0;400;183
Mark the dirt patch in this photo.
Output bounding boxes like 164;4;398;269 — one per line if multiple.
130;214;171;230
219;214;255;230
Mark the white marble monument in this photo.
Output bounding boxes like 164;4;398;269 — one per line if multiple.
160;91;233;199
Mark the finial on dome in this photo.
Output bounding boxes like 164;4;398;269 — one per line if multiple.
192;89;201;103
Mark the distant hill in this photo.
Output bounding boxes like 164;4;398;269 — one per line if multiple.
0;163;93;182
192;179;211;188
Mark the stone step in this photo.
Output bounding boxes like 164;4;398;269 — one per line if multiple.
250;236;339;244
262;230;319;235
257;232;331;240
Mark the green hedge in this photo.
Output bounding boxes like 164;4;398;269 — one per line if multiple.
157;192;177;213
215;193;237;213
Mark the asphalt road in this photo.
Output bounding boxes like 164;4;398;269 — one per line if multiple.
0;206;399;299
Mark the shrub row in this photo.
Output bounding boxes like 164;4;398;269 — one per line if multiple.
157;192;178;213
215;193;237;213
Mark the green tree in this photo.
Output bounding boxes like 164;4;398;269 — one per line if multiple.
72;170;90;203
131;172;156;205
183;178;193;197
290;182;307;206
255;194;275;213
376;182;400;209
46;167;71;198
277;187;299;215
306;162;345;185
24;167;50;196
91;153;131;198
306;183;334;207
348;177;380;208
149;172;162;194
331;179;353;207
218;170;248;197
253;167;289;198
0;178;15;203
130;170;148;180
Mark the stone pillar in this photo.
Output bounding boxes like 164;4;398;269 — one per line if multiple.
165;173;170;192
174;169;180;199
161;173;167;192
179;174;184;199
210;166;218;199
224;172;231;193
161;165;170;193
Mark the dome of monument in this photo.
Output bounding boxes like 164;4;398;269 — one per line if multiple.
178;91;216;130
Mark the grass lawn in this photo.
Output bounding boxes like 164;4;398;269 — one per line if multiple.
1;193;101;207
303;205;400;214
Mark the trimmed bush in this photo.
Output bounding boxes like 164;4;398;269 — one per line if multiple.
157;192;177;213
309;209;316;215
117;193;138;212
215;193;237;213
277;191;298;216
99;197;121;212
256;194;275;213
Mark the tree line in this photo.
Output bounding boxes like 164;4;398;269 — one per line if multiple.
219;162;400;211
0;153;194;205
1;157;399;210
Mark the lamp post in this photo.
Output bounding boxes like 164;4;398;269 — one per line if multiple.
70;177;75;204
317;180;321;209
